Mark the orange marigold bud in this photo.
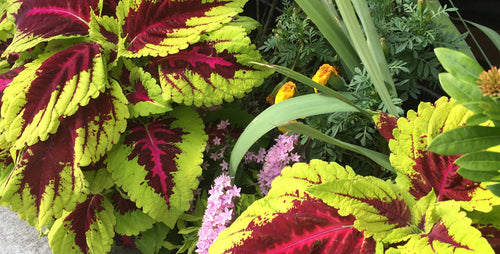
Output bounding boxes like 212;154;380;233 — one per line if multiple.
274;81;297;104
312;64;339;93
477;66;500;97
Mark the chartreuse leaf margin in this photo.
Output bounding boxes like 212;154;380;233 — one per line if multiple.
106;106;207;228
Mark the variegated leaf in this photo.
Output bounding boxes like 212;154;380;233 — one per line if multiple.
0;42;107;151
0;83;127;229
388;97;500;212
6;0;101;53
156;23;273;107
211;160;375;253
116;0;246;58
307;176;415;242
117;59;171;117
106;106;207;227
48;194;116;254
391;201;494;254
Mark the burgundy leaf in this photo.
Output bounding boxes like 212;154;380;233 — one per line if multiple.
124;118;187;206
423;220;471;251
2;42;106;149
410;151;480;201
122;0;234;55
64;194;106;253
0;66;24;95
15;0;100;39
224;197;375;253
374;112;398;141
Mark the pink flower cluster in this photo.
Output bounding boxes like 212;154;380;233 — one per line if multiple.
196;173;241;253
257;133;300;194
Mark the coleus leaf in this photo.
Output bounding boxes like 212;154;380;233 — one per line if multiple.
211;160;376;253
390;201;494;254
116;0;246;58
0;65;24;110
307;176;415;242
0;82;127;229
112;191;155;236
384;97;500;212
156;23;273;107
48;194;116;254
6;0;101;53
467;206;500;252
0;42;107;151
117;59;171;117
106;106;207;228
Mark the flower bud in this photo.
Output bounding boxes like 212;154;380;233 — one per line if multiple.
418;0;426;11
312;64;339;93
380;37;389;57
274;81;297;104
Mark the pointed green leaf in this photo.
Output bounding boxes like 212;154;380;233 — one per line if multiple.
455;151;500;172
428;126;500;155
434;48;484;85
295;0;361;77
48;194;116;254
438;72;492;113
466;20;500;53
281;121;394;172
157;23;272;107
106;106;207;228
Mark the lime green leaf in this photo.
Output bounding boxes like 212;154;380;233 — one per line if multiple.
135;223;170;254
0;43;107;151
455;151;500;171
118;59;172;117
438;72;492;113
117;0;246;58
112;192;156;236
434;48;484;85
229;93;359;177
428;126;500;155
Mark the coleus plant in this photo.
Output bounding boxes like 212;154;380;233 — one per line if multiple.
211;97;500;253
0;0;271;253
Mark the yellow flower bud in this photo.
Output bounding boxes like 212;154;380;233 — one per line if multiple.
274;81;297;104
312;64;339;93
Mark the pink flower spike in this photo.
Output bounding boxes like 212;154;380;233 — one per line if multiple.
196;173;240;254
217;119;230;130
